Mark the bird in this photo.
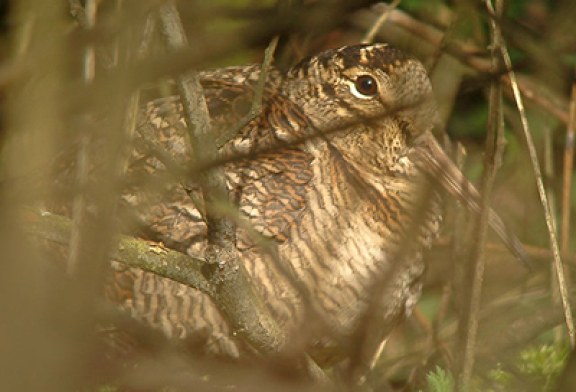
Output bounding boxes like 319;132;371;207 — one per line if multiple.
107;43;528;376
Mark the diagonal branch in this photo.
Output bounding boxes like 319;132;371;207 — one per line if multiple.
455;1;507;387
216;36;279;148
27;210;212;295
156;1;288;356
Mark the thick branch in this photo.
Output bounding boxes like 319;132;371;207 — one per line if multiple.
27;208;291;356
156;1;287;355
27;210;212;295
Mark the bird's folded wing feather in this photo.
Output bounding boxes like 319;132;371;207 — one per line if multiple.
126;65;314;253
411;131;531;269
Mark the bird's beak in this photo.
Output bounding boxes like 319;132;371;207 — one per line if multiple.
410;131;532;270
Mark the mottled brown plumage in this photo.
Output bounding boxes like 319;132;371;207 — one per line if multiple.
107;44;489;371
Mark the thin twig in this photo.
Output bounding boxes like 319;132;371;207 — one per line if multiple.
433;237;576;264
437;143;466;368
456;1;506;387
557;77;576;343
67;0;96;276
382;288;571;374
425;11;458;74
216;36;279;148
361;0;401;44
137;12;158;60
544;122;565;343
487;0;576;347
561;82;576;256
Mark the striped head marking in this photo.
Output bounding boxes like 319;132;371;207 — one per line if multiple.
284;44;437;136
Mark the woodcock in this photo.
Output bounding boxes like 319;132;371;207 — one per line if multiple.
109;43;527;372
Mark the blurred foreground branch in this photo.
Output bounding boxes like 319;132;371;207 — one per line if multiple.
156;1;288;359
27;210;212;294
27;208;330;383
455;1;507;387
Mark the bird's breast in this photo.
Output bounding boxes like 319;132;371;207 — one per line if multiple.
250;139;437;341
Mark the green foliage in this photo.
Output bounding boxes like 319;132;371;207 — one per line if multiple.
487;363;514;391
563;53;576;67
421;366;455;392
515;344;569;391
421;344;569;392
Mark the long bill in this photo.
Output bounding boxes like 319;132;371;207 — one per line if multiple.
410;131;532;270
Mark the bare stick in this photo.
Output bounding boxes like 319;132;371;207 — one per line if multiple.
456;1;506;388
557;77;576;343
361;0;401;44
29;210;213;294
158;2;233;246
561;83;576;257
67;0;97;276
216;36;279;148
487;0;576;347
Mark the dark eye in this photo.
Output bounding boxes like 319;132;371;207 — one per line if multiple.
354;75;378;96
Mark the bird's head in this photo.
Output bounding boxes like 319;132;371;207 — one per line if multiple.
284;43;438;138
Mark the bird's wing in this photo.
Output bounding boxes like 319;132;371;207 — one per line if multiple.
126;65;314;254
233;147;313;249
411;131;532;269
223;91;316;249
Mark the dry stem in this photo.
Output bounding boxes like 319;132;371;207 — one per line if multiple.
486;0;575;348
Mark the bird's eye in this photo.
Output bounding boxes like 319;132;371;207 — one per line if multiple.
353;75;378;97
